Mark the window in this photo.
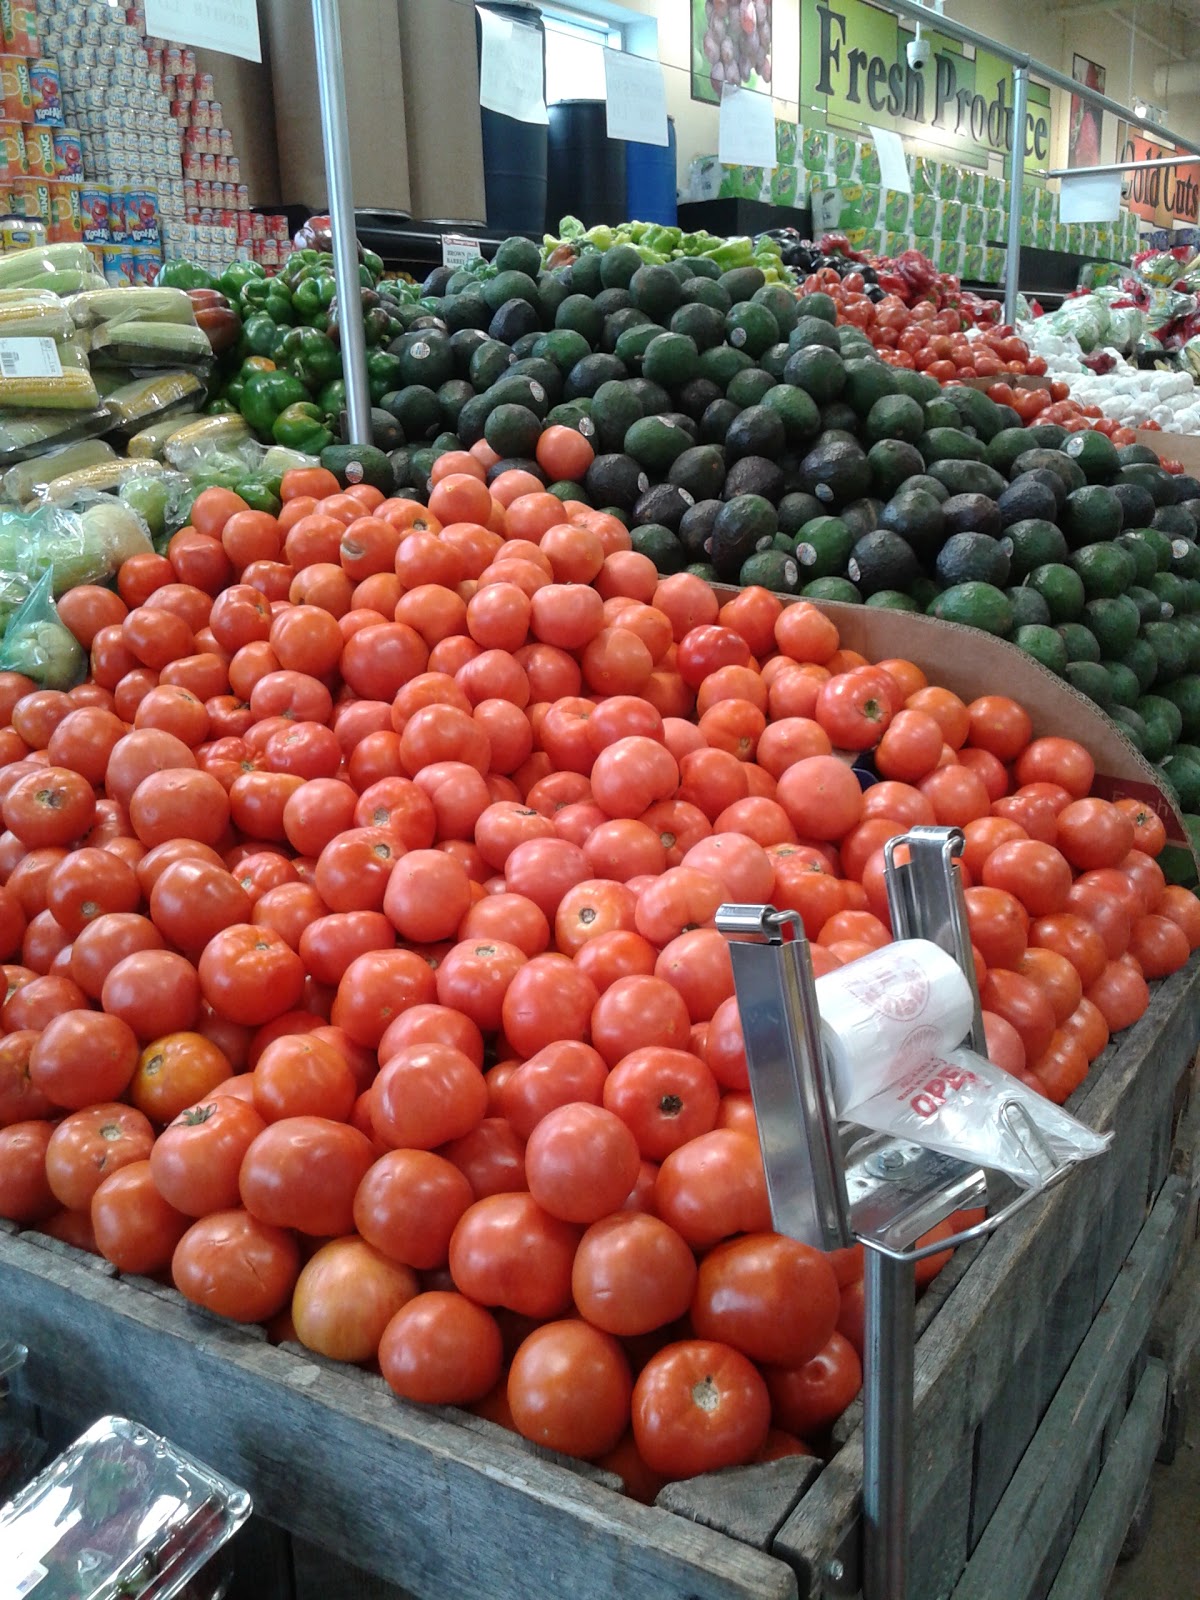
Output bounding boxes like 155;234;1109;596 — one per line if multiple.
542;6;623;104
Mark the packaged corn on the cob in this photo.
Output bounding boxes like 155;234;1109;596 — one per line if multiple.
39;458;166;504
2;435;116;503
162;413;252;469
0;337;98;412
0;290;72;340
0;243;107;296
102;370;207;439
67;287;197;329
126;413;204;460
88;319;211;368
0;405;110;467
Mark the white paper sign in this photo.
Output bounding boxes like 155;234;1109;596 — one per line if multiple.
442;234;483;268
603;49;668;147
0;337;62;379
477;7;548;126
718;84;776;170
144;0;261;62
870;126;911;196
1059;171;1122;224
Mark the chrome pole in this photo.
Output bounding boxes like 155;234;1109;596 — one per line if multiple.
311;0;372;448
1048;155;1195;177
863;1246;916;1600
1003;65;1029;327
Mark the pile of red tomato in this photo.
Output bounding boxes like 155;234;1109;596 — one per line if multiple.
0;460;1196;1494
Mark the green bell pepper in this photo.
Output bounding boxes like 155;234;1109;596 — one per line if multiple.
294;273;337;322
363;249;384;282
240;278;296;326
366;349;403;403
242;311;281;359
241;369;310;439
273;401;333;454
238;478;284;516
316;378;346;420
218;261;266;300
157;259;217;290
285;328;342;390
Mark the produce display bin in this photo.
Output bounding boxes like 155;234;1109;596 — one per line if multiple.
1;953;1196;1600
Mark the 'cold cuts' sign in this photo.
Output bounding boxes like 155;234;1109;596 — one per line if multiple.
802;0;1052;172
1122;131;1200;226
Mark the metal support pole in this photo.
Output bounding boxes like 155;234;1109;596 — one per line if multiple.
1003;65;1029;328
311;0;372;448
863;1246;916;1600
1048;155;1193;178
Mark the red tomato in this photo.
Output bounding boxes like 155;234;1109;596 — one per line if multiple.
632;1339;771;1478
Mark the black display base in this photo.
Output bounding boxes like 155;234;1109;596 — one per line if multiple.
677;199;812;237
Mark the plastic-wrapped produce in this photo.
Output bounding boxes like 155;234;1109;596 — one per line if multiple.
0;242;106;295
0;406;111;466
89;319;212;368
102;370;208;439
1;436;116;503
1043;296;1111;352
0;568;84;687
0;337;98;412
67;286;198;329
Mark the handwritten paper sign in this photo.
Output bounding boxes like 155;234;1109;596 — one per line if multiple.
870;126;911;195
477;7;548;126
603;49;668;147
144;0;261;62
718;83;776;169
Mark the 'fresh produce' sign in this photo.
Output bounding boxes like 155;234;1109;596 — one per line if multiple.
1120;130;1200;227
802;0;1052;172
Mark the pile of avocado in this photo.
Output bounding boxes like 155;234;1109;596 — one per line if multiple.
369;234;1200;823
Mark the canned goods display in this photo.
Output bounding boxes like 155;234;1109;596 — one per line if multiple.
0;53;31;119
47;175;80;240
101;241;132;285
21;117;50;174
123;185;158;244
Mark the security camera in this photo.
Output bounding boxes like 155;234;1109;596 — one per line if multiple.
907;35;931;69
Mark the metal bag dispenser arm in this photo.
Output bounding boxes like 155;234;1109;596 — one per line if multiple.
717;826;1081;1599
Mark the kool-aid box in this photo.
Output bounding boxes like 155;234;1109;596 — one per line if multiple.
123;185;158;245
52;124;79;175
28;54;56;121
80;180;110;244
130;242;159;283
101;242;132;285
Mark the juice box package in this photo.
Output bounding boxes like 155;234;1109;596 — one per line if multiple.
956;168;981;205
962;206;985;245
912;156;939;195
801;128;832;172
982;173;1002;209
962;242;984;279
774;120;798;167
911;191;937;237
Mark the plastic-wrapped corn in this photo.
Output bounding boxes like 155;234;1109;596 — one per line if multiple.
0;338;98;411
39;458;166;502
102;370;207;436
126;412;204;460
3;436;116;503
67;286;197;329
0;407;111;466
0;290;72;341
89;319;211;368
0;243;107;296
162;413;252;468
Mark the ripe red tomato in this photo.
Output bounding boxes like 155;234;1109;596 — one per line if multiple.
524;1102;641;1224
764;1332;863;1436
91;1159;190;1274
508;1320;631;1459
239;1115;375;1235
45;1102;154;1211
150;1094;266;1216
449;1192;579;1318
632;1339;771;1478
172;1208;300;1322
291;1236;419;1363
379;1290;504;1405
572;1212;697;1336
691;1233;840;1367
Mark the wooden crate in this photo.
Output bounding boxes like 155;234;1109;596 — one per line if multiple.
2;957;1198;1600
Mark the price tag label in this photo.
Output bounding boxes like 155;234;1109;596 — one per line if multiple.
13;1564;48;1598
442;234;483;269
0;337;63;379
144;0;261;62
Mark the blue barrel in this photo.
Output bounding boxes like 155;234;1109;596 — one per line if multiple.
474;1;547;235
548;100;626;230
626;117;677;226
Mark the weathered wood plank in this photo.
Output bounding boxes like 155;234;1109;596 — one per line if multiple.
773;957;1200;1599
1043;1361;1168;1600
0;1234;796;1600
948;1176;1185;1600
657;1456;822;1551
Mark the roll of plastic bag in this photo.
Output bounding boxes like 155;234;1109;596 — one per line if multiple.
840;1048;1111;1189
815;939;975;1113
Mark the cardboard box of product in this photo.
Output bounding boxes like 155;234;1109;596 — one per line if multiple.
775;120;799;167
845;227;885;255
938;198;963;239
880;189;914;231
983;207;1004;243
911;191;938;235
831;133;861;182
936;237;964;273
884;229;912;258
962;206;985;245
962;242;984;279
686;158;770;203
1035;186;1055;224
1033;216;1055;248
858;141;882;185
956;168;981;205
982;245;1006;283
937;163;960;201
982;173;1002;209
810;184;869;231
769;164;805;207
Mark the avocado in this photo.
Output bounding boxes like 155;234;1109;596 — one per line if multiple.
631;522;685;572
383;384;443;441
599;244;645;290
1153;504;1197;539
1015;624;1069;675
918;427;986;465
321;443;394;493
761;342;793;381
761;384;821;445
720;267;766;303
928;460;1008;501
795;515;855;578
675;377;723;422
724;455;785;502
564;353;627;400
489;298;541;345
898;473;950;504
844;358;900;418
997;475;1060;528
725;405;787;463
779;492;824;536
640;332;699;392
1084;596;1141;657
1061;428;1121;483
1064;660;1116;709
1007;586;1052;628
670;301;726;352
848;529;921;597
710;494;777;579
740;547;800;593
865;393;925;446
784;346;846;405
1063;484;1123;548
585;453;648;510
680;276;732;312
936;531;1010;589
800;435;871;509
1006;518;1069;579
678;498;722;561
626;377;674;417
1111;482;1158;529
632;483;694;531
1070;541;1137;598
488;372;551;417
866;590;920;612
840;498;883;539
944;386;1007;443
1012;449;1085;493
752;283;800;337
941;493;1002;539
436;378;474;429
986;427;1039;477
725;302;780;358
726;367;777;410
868;440;926;500
820;402;861;435
880;489;945;562
928;582;1014;636
803;576;862;603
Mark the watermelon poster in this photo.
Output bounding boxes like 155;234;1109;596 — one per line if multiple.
1069;54;1104;169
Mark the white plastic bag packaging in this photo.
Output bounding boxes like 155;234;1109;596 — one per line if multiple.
841;1047;1112;1188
